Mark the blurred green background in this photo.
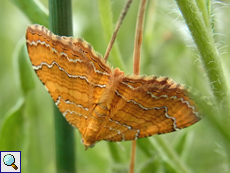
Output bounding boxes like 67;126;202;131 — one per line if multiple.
1;0;230;172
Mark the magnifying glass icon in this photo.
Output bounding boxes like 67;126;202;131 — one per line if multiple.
3;154;18;170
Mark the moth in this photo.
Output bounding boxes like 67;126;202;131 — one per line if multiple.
26;24;200;149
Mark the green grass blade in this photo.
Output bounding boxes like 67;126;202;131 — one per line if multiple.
10;0;49;27
97;0;126;71
0;98;25;151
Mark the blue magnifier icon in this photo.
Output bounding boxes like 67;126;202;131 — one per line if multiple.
3;154;18;170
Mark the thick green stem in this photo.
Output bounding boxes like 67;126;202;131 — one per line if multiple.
176;0;229;107
195;0;210;29
175;1;230;168
48;0;76;172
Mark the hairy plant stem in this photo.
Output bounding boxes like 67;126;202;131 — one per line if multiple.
176;0;229;107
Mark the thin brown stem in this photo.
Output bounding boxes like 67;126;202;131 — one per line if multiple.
104;0;133;61
129;141;137;173
133;0;147;75
129;1;147;173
